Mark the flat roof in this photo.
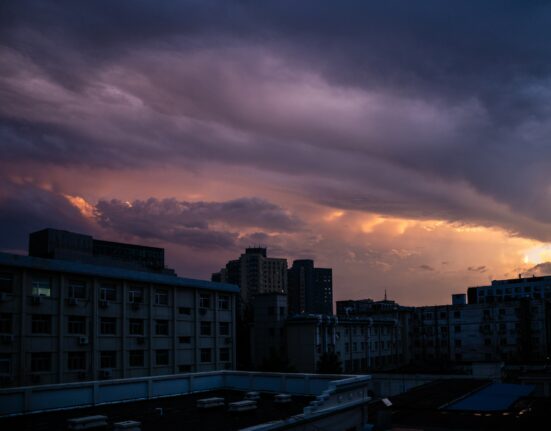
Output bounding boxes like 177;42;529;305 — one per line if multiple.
0;252;239;293
0;389;314;431
447;383;535;412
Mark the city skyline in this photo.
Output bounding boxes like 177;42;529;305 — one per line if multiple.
2;1;551;306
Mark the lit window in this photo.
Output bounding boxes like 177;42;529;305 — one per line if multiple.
32;277;51;297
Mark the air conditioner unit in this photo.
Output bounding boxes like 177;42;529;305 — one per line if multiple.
1;334;15;344
0;292;10;301
99;369;112;379
79;336;89;345
99;300;109;308
136;337;145;345
31;295;42;305
67;297;79;306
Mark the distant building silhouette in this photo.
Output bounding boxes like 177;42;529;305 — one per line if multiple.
288;259;333;315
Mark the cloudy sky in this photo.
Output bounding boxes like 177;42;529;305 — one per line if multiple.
2;1;551;305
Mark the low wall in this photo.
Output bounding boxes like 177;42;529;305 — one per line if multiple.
0;371;348;417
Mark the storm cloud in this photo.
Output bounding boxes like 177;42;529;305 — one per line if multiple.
2;1;551;303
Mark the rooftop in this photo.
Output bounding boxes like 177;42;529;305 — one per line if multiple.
0;371;372;430
368;378;545;430
0;252;239;293
0;389;314;431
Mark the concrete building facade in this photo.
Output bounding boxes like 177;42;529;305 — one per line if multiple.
412;299;551;364
0;231;239;388
286;315;405;373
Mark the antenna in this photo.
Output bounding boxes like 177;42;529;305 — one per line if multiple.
384;289;387;301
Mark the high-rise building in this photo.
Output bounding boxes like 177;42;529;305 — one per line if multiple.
288;259;333;315
212;247;287;306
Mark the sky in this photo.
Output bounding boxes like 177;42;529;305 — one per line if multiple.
2;1;551;306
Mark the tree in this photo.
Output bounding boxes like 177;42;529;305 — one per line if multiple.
259;348;295;372
316;351;343;374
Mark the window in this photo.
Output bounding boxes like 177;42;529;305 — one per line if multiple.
455;339;462;347
279;306;285;317
155;320;169;336
0;313;12;333
218;295;230;310
67;352;86;370
156;350;169;366
200;321;211;336
99;283;117;301
32;277;51;297
219;348;230;362
0;353;11;374
219;322;230;336
268;306;275;316
128;286;143;303
269;328;275;336
67;316;86;334
179;336;191;344
178;307;191;315
129;350;144;367
200;348;212;363
67;280;86;299
454;325;461;333
485;338;492;346
154;288;169;306
454;311;461;319
31;352;51;372
31;314;51;334
0;272;13;293
129;319;144;335
199;294;211;309
100;351;116;368
100;317;117;335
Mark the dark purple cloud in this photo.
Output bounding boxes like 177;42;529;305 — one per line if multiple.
95;197;303;249
0;179;93;251
1;1;551;302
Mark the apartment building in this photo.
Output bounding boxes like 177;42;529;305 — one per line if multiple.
468;275;551;304
286;314;405;373
0;230;238;387
412;299;551;364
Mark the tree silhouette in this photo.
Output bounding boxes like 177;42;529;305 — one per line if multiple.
316;351;343;374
